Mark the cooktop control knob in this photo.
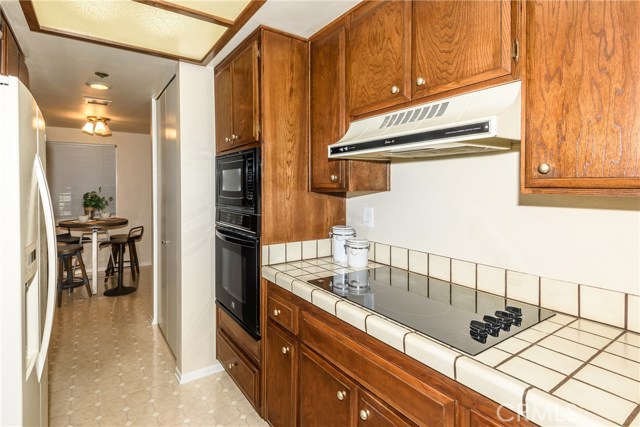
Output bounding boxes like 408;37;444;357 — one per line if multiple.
505;306;523;326
469;320;488;344
482;315;501;337
494;311;515;331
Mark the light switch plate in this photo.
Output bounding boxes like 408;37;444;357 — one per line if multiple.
363;207;374;227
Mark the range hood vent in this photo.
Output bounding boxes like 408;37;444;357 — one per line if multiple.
329;81;521;160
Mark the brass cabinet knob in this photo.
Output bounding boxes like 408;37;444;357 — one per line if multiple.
537;163;551;174
273;309;281;316
231;134;238;140
227;362;236;369
336;390;347;401
359;409;370;421
224;137;230;143
281;346;290;354
390;85;400;94
416;77;426;86
330;174;338;182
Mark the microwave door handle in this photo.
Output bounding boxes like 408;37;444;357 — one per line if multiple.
215;230;256;248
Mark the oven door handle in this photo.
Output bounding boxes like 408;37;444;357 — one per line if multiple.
215;230;257;248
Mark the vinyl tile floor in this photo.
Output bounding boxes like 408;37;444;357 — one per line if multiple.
48;266;268;427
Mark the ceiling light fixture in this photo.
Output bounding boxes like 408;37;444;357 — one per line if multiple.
86;71;112;91
82;116;112;137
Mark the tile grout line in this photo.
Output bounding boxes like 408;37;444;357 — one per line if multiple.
622;404;640;427
548;330;627;395
494;319;579;369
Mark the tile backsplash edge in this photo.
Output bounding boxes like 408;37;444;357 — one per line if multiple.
262;239;639;333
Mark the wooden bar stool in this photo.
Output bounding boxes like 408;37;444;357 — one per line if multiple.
100;234;137;297
57;244;91;307
104;226;144;281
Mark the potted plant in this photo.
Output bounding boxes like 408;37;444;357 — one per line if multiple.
82;187;113;219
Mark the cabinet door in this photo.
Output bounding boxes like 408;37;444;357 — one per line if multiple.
469;410;506;427
265;323;297;427
412;0;513;99
310;25;348;191
347;0;411;118
215;65;234;153
299;346;354;427
524;1;640;193
356;389;414;427
231;40;260;148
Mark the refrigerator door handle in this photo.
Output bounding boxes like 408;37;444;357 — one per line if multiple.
34;155;57;382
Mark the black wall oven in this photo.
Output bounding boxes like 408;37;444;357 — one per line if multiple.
215;148;261;339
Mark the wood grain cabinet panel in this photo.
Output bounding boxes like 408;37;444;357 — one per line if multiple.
347;0;411;117
310;23;390;193
231;41;260;148
265;323;297;427
299;346;355;427
523;0;640;194
214;65;234;152
215;40;259;154
216;331;260;410
356;389;416;427
1;13;29;89
412;0;513;99
469;410;507;427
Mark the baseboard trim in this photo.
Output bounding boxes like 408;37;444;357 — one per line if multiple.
175;362;223;384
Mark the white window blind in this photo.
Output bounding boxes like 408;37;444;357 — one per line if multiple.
46;142;117;220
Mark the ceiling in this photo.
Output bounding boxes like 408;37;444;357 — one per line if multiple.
0;0;360;135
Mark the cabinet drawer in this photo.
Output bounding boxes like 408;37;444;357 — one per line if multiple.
217;331;260;409
217;304;261;364
268;293;298;334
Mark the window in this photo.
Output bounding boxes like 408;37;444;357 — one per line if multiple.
46;142;117;220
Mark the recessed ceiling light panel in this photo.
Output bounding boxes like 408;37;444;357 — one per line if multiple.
86;82;112;91
83;96;112;106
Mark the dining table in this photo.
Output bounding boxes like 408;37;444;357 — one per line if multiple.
58;216;128;294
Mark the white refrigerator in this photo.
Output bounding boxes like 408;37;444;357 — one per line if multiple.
0;75;57;426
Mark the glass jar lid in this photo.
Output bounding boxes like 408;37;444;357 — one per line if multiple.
330;225;356;236
345;237;369;249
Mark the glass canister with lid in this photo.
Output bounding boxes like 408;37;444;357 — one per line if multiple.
345;237;370;269
330;225;356;263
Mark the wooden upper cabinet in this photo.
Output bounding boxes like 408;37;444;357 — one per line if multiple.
310;23;390;193
232;41;260;148
1;13;29;89
347;0;411;118
215;39;259;154
214;65;234;152
523;1;640;194
412;0;513;99
310;25;348;191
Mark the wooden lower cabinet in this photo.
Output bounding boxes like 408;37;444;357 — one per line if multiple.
299;346;355;427
357;389;415;427
263;281;537;427
216;305;261;412
265;323;297;427
216;331;260;409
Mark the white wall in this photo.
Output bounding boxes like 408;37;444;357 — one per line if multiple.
346;150;640;296
176;62;216;377
46;127;153;267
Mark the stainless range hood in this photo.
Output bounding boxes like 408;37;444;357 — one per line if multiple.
328;81;521;160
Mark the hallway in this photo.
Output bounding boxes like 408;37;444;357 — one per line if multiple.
48;267;267;427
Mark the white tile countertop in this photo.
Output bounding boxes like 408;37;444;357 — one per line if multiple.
262;257;640;427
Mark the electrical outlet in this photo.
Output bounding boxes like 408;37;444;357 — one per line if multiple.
363;207;374;227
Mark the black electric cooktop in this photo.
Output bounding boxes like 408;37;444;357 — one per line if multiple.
308;266;554;356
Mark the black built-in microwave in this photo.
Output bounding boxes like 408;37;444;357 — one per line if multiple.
215;147;260;214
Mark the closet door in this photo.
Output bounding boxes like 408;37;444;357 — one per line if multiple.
157;77;180;357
